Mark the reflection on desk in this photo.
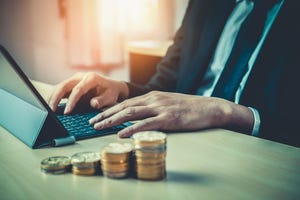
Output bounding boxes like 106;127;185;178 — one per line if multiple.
0;81;299;200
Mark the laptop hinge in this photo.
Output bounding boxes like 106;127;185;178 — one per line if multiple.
52;136;76;147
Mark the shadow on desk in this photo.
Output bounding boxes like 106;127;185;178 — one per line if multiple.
167;171;214;185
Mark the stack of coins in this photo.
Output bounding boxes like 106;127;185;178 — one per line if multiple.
40;156;71;174
101;143;133;179
70;152;101;175
133;131;167;180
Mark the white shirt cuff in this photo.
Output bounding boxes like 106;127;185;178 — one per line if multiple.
248;107;261;137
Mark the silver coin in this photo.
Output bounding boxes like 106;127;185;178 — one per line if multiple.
102;143;133;154
41;156;71;169
133;131;167;142
71;151;100;164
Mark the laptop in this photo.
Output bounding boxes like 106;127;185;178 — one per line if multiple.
0;45;131;148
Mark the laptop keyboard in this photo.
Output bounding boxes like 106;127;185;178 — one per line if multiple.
56;112;126;139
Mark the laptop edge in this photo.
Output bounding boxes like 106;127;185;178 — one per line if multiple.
0;45;76;148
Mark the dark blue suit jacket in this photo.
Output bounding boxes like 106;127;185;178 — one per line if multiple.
127;0;300;147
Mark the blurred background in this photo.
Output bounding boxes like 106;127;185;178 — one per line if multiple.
0;0;188;84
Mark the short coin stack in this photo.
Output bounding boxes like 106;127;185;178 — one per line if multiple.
133;131;167;180
101;143;133;179
70;152;101;175
41;156;71;174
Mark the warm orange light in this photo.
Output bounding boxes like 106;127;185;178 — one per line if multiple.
97;0;159;38
122;0;159;35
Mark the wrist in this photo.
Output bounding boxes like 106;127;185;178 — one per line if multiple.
212;98;254;134
210;99;234;128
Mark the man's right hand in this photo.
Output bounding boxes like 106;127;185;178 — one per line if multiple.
48;72;129;114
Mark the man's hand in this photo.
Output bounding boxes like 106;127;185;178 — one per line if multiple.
48;72;129;114
89;91;254;138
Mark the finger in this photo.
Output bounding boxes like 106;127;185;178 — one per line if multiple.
48;86;63;111
92;106;154;129
89;95;148;124
48;79;78;111
90;90;117;109
89;104;122;124
64;76;99;114
117;116;165;138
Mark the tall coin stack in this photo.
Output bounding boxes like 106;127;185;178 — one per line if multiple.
71;152;101;175
133;131;167;180
100;143;133;179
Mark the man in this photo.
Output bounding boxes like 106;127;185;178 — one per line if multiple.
48;0;300;147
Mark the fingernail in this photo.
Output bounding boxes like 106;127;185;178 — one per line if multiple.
94;123;103;129
118;131;129;138
89;117;97;124
64;105;70;114
89;118;94;124
92;99;100;108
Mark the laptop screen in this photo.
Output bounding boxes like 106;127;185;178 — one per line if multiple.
0;47;46;111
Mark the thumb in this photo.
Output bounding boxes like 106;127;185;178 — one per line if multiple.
90;97;101;109
90;91;117;109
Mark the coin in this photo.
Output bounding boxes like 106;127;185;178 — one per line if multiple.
101;163;129;172
134;150;166;159
133;131;167;181
41;156;71;174
135;158;165;165
101;154;130;163
101;143;132;154
72;167;97;176
71;152;101;175
103;171;128;179
137;172;166;181
71;152;101;165
134;144;167;152
133;131;167;142
133;131;167;147
101;142;133;179
101;158;128;164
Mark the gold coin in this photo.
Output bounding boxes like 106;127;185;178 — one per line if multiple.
134;141;167;148
137;172;166;181
73;162;100;169
138;167;166;174
72;167;96;176
41;168;67;174
103;171;128;179
134;144;167;152
41;156;71;171
133;131;167;147
101;143;132;154
134;151;166;159
133;131;167;142
101;143;132;163
135;158;165;165
137;170;166;176
101;158;129;164
101;163;129;172
136;165;166;173
71;151;100;167
100;153;130;163
101;161;129;168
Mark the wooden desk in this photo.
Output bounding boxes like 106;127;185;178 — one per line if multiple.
1;82;300;200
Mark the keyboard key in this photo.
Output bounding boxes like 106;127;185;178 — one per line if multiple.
56;112;125;139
